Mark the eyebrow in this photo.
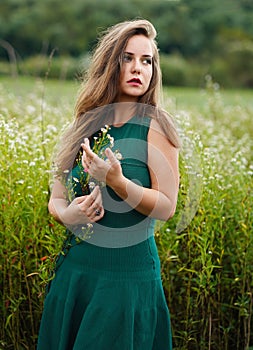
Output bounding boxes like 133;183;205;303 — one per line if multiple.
124;51;153;58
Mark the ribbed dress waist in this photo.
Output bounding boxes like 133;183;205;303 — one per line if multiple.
58;235;161;281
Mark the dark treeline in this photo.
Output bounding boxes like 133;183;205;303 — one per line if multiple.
0;0;253;87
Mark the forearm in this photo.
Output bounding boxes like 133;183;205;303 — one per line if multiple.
48;198;68;225
108;175;176;221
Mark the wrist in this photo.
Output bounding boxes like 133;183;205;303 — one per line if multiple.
107;174;128;199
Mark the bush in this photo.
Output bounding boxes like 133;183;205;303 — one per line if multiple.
208;58;234;88
17;54;90;80
160;53;205;87
208;38;253;88
226;40;253;88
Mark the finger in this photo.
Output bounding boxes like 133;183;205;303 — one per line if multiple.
81;137;90;149
86;200;101;216
81;150;89;170
105;147;119;165
82;143;94;160
78;199;96;216
73;195;88;204
90;185;100;196
81;143;93;167
82;185;100;207
89;206;104;222
77;195;94;214
85;187;103;216
84;137;90;148
96;187;103;204
88;206;102;217
87;204;102;218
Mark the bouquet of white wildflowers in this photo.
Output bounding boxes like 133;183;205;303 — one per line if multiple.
64;125;122;240
66;125;122;197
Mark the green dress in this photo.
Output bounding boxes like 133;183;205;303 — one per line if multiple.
37;115;173;350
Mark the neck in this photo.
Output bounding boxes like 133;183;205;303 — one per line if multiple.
113;102;137;126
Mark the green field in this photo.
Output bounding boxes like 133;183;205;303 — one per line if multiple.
0;76;252;349
1;76;253;110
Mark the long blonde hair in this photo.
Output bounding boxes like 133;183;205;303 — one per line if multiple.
75;19;161;114
55;19;180;173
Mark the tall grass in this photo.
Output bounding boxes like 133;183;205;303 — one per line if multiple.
0;77;252;349
157;77;253;349
0;81;67;349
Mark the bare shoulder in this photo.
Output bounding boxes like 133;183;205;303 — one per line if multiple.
148;118;178;152
149;118;164;135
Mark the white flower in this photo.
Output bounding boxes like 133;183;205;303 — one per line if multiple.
115;151;122;160
108;135;114;146
17;180;25;184
88;181;96;190
26;105;36;114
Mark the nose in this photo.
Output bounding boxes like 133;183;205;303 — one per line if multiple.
132;59;141;74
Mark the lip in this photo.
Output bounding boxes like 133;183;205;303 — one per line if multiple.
127;78;142;85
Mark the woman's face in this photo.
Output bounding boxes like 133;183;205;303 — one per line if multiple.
117;34;153;102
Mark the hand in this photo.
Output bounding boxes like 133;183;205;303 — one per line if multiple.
61;185;104;225
81;138;123;185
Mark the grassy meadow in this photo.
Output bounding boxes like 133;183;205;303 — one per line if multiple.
0;76;253;349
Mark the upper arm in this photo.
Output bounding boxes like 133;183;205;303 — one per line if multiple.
147;119;179;213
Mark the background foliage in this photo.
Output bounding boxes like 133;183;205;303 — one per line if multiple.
0;76;252;349
0;0;253;87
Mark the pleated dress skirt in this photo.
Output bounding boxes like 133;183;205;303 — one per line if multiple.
37;235;173;350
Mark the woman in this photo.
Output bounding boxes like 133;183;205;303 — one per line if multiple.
37;19;180;350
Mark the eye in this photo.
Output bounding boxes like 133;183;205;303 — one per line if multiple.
142;57;152;65
123;53;132;62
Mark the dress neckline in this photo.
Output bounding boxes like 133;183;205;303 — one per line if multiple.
111;115;137;129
